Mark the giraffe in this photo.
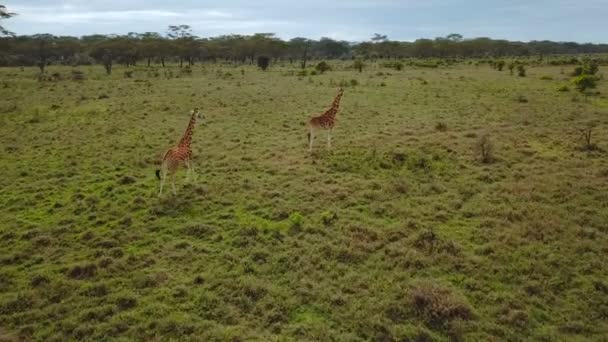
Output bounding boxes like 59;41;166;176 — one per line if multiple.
307;88;344;152
156;109;204;196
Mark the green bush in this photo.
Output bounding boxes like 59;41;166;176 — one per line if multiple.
508;62;516;75
496;60;505;71
517;65;526;77
257;56;270;71
572;74;597;92
315;61;331;74
353;59;364;72
572;60;598;76
289;212;303;229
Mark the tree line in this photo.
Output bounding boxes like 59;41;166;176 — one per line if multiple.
1;21;608;73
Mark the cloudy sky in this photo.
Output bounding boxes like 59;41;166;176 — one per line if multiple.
3;0;608;42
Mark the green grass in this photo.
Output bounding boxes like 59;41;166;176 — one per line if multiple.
0;61;607;340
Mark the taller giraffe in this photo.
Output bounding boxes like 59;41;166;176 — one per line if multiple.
156;109;203;196
307;88;344;152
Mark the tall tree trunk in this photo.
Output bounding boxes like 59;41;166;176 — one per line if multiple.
147;58;151;67
37;59;45;74
301;45;309;69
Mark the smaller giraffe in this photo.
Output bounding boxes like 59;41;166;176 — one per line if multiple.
156;109;204;196
307;88;344;152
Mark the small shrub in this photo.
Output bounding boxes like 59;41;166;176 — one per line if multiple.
289;212;303;229
310;70;318;76
409;281;474;328
508;62;516;75
123;70;133;78
181;66;192;75
353;59;364;72
297;70;308;77
67;264;97;279
257;56;270;71
116;295;137;310
579;124;599;151
315;61;331;74
557;85;570;92
380;82;387;87
539;75;553;80
516;95;528;103
517;65;526;77
572;74;597;92
394;62;404;71
30;274;50;287
72;70;84;81
320;211;338;226
350;79;359;86
435;122;448;131
496;60;505;71
572;60;599;76
476;134;494;163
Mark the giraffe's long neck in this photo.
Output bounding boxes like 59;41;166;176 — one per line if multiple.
322;89;344;118
178;112;197;148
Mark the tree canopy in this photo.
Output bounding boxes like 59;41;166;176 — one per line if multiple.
1;30;607;68
0;4;16;36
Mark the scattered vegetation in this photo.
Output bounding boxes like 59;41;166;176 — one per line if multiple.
0;59;607;341
476;134;495;163
517;64;526;77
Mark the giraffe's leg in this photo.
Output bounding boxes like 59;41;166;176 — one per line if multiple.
171;173;177;195
327;128;332;149
158;174;165;196
186;160;197;182
158;163;167;196
185;161;191;183
309;127;315;152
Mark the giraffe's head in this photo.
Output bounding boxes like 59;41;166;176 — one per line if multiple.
192;108;205;125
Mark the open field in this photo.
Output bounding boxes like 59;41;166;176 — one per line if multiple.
1;62;607;341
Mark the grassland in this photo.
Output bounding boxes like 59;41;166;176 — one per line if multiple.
0;61;607;341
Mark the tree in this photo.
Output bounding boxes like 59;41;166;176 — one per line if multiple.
371;33;388;43
353;59;364;72
289;37;312;68
315;38;349;59
0;4;16;37
517;64;526;77
167;25;196;67
257;56;270;70
495;60;505;71
32;34;56;73
89;37;130;74
446;33;463;42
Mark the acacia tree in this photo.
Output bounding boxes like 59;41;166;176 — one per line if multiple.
167;25;197;67
0;4;16;36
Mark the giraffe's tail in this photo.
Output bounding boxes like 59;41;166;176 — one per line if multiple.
155;169;161;180
307;132;311;144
